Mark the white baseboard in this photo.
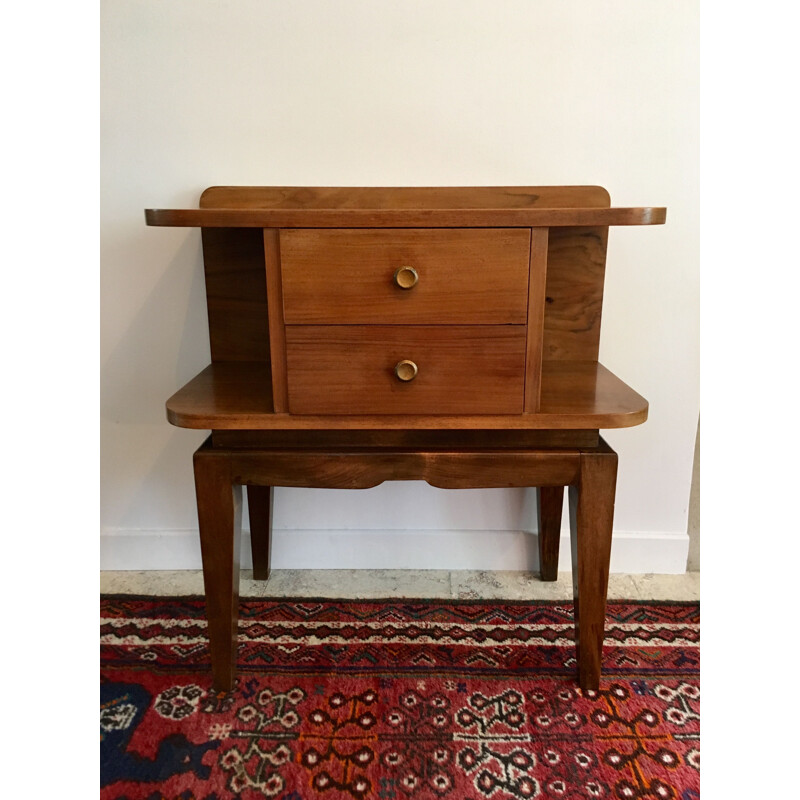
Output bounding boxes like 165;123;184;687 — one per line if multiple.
101;528;689;574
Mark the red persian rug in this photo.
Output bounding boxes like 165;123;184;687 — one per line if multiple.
100;597;699;800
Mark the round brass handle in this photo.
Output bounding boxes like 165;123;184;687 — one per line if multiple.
393;266;419;289
394;359;418;382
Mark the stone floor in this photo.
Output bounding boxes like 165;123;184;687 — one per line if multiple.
100;569;699;601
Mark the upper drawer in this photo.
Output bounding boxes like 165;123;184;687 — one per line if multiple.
279;228;531;324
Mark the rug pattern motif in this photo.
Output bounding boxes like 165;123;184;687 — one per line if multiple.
100;598;699;800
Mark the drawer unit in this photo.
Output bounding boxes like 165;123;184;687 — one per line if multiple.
276;227;536;415
279;228;531;324
285;324;527;415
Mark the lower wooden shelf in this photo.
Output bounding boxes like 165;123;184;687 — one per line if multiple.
166;360;647;431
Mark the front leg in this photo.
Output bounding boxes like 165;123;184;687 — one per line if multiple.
568;439;618;691
194;442;242;692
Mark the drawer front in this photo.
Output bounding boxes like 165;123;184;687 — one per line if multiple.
285;325;526;415
279;228;531;325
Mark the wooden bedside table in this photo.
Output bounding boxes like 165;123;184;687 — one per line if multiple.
146;186;665;692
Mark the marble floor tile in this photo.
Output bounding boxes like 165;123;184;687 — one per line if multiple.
450;570;572;601
251;569;452;599
100;569;700;602
631;571;700;601
100;570;205;596
449;572;643;601
606;574;642;600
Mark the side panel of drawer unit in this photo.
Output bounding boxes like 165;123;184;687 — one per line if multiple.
279;228;531;324
285;325;527;415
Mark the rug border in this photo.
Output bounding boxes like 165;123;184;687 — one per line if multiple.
100;594;699;607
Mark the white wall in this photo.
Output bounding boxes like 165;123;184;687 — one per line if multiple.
100;0;699;573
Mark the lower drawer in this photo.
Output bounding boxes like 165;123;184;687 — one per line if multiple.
285;325;527;415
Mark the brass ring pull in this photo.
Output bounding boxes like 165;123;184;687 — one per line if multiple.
393;266;419;289
394;359;418;382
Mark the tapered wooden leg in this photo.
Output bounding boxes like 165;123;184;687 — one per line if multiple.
537;486;564;581
247;485;274;580
568;440;618;691
194;444;242;692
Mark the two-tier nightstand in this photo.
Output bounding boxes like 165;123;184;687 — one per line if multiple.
146;186;665;692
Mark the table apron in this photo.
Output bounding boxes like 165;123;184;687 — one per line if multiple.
225;449;582;489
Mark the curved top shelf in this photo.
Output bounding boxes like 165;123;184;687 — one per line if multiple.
146;185;665;228
145;206;666;228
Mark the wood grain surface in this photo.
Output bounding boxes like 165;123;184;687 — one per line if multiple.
280;228;531;325
524;227;549;411
193;445;241;691
211;429;600;449
284;325;527;415
542;226;609;360
246;485;273;581
263;229;288;411
146;206;665;228
165;361;647;430
198;185;613;210
229;448;581;490
568;438;618;690
200;228;269;362
537;486;565;581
